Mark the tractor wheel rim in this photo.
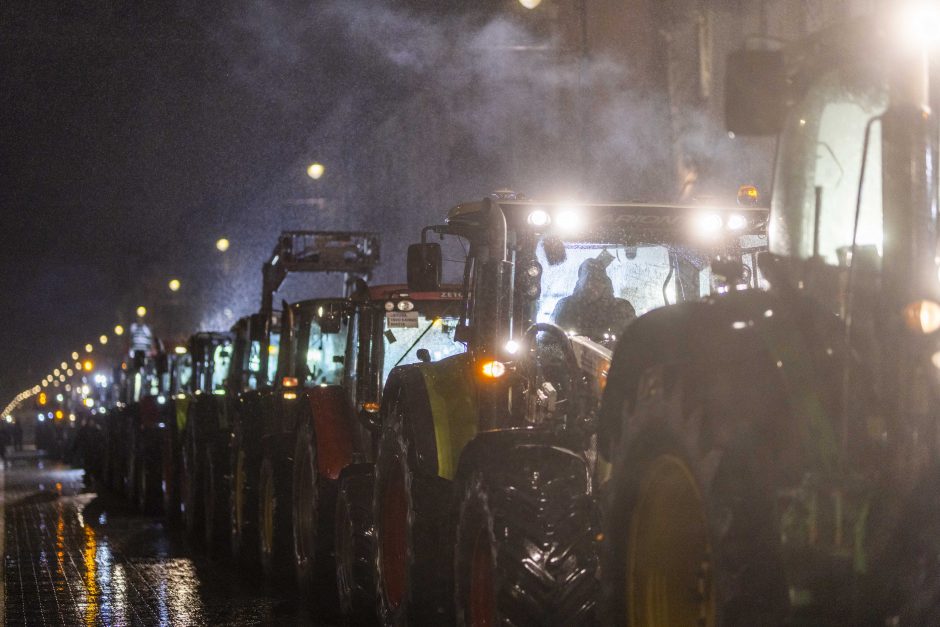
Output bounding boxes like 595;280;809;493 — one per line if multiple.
469;526;496;627
380;461;407;609
627;454;714;627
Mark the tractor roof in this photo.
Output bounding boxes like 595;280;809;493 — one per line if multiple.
446;199;768;248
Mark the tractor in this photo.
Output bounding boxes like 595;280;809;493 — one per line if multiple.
227;230;380;573
599;11;940;626
287;283;465;622
248;282;469;607
373;192;768;625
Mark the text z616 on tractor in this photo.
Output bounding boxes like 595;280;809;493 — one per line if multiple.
372;194;768;625
600;12;940;627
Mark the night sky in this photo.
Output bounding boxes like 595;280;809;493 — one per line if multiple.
1;2;344;398
1;0;525;403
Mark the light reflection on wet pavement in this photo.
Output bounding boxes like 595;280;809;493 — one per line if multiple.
3;452;318;625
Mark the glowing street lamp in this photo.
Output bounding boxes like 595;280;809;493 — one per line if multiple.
83;359;94;372
114;324;124;336
136;306;147;318
71;351;79;360
519;0;542;8
216;238;230;252
306;162;325;180
99;334;108;345
168;278;181;292
85;343;94;353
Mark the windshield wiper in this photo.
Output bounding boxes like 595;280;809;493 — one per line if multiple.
390;302;459;370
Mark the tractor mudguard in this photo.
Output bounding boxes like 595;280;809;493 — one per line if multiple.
385;353;479;480
139;396;161;429
599;288;851;472
174;396;190;434
305;384;356;480
418;353;478;481
453;428;589;490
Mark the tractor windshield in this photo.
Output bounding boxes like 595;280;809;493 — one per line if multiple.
381;310;463;381
304;317;349;386
771;64;888;266
536;242;714;341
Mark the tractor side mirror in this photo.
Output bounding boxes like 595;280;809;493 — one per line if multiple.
725;49;788;136
407;243;442;292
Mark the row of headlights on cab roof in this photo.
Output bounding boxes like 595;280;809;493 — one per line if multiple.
524;207;753;239
524;186;761;238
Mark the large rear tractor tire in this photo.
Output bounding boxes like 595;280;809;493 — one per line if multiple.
292;421;338;611
336;465;377;626
454;443;598;627
374;423;452;626
258;441;294;583
602;372;788;627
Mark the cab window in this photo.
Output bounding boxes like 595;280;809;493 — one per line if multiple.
303;317;348;386
771;66;887;265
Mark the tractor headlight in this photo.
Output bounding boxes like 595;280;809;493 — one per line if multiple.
727;213;748;231
555;206;583;234
695;212;724;237
527;209;551;227
904;300;940;334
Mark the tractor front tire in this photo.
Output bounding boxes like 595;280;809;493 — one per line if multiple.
374;424;451;626
602;372;788;627
454;444;598;627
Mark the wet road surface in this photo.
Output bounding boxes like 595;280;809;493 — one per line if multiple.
2;450;318;625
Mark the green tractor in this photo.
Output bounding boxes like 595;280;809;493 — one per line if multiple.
600;12;940;626
373;192;768;625
327;283;466;624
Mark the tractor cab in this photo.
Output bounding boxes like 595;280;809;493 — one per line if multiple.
727;11;940;480
353;284;466;424
408;196;768;432
189;332;234;396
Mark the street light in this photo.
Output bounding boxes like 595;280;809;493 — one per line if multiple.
306;162;325;180
114;324;124;336
519;0;542;8
168;278;181;292
136;306;147;318
99;334;108;345
71;351;79;360
85;344;94;353
216;238;230;252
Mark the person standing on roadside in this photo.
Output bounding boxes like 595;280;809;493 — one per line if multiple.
0;424;11;469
